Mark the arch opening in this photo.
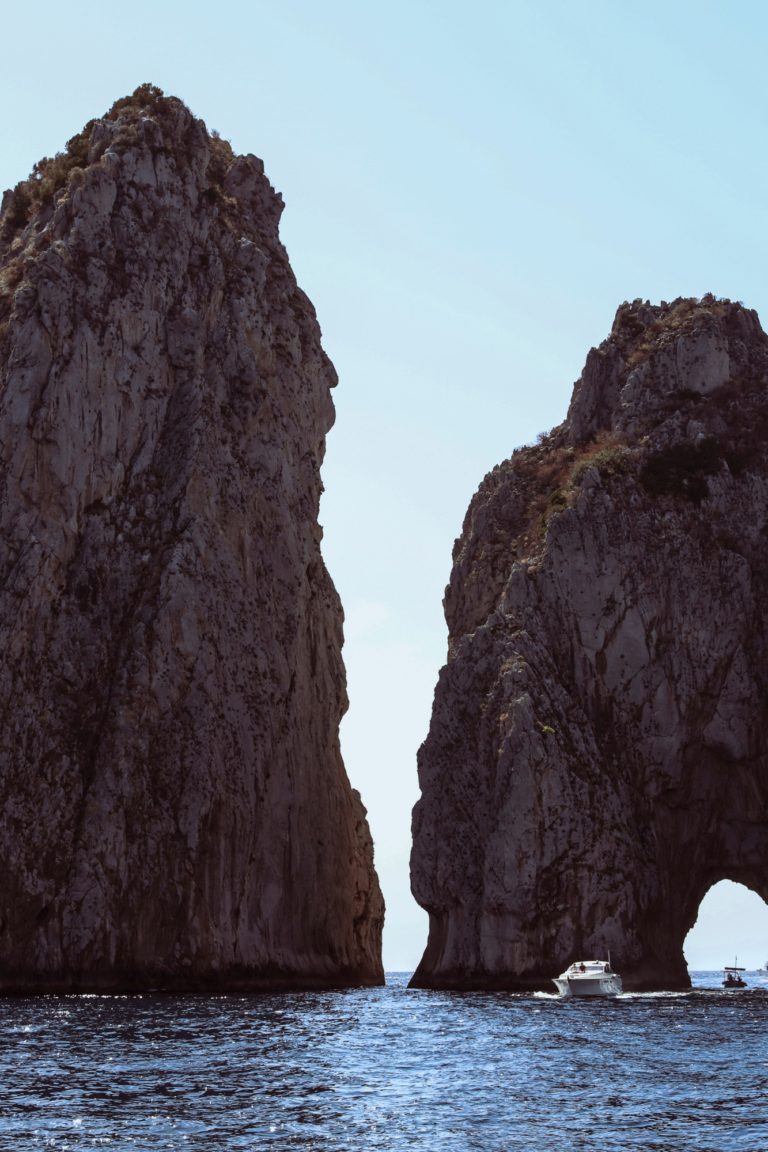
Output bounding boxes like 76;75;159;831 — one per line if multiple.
684;881;768;973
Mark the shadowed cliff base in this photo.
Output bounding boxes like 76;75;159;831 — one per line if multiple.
0;963;384;996
410;296;768;992
0;85;384;992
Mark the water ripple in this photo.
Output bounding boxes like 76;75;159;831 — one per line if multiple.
1;973;767;1149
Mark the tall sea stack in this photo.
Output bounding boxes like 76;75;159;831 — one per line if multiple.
0;85;383;991
411;296;768;991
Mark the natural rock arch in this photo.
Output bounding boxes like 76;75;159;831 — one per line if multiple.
684;879;768;970
411;297;768;991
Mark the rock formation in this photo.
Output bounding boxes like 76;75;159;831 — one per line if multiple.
411;296;768;991
0;85;383;991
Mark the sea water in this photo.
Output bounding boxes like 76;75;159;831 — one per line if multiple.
2;971;767;1150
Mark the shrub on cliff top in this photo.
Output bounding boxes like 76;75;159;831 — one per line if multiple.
1;120;95;242
105;83;166;120
0;84;170;244
622;296;730;369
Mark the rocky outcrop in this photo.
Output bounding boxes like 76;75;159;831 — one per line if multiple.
411;296;768;991
0;85;383;991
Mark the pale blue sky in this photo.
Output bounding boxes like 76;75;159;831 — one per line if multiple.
3;1;768;971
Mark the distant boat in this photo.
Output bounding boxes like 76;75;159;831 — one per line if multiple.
758;961;768;972
553;959;622;998
722;958;747;989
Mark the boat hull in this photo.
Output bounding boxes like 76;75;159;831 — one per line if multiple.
554;975;622;998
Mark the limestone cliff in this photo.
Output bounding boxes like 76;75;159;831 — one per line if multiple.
0;85;383;991
411;296;768;991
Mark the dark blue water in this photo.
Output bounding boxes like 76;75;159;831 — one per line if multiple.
2;971;767;1150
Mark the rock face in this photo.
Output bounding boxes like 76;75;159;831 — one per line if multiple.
411;296;768;991
0;85;383;991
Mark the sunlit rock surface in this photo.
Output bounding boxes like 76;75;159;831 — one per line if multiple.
0;85;383;991
411;296;768;991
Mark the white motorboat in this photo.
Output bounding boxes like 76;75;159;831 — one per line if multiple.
553;959;622;998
